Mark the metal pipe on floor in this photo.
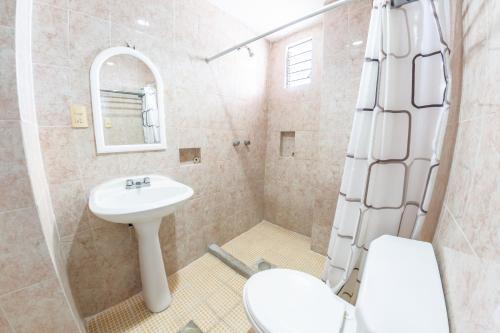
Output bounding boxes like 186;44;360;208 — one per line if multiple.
207;244;256;278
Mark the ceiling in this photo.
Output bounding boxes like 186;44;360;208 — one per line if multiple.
206;0;325;41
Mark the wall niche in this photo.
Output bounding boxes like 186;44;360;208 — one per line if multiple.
179;148;201;165
280;131;295;157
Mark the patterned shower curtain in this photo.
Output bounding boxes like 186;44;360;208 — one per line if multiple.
323;0;451;297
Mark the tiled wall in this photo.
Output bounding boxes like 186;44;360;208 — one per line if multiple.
31;0;269;317
433;1;500;332
264;24;324;237
264;1;372;253
0;0;82;331
312;1;372;253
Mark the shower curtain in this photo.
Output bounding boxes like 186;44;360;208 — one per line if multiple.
323;0;451;297
141;86;161;144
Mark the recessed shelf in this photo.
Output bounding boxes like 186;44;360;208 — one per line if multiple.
179;148;201;165
280;131;295;157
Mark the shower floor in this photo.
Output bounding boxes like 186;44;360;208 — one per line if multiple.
86;221;326;333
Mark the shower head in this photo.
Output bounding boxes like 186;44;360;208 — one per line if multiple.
246;46;254;57
238;45;254;58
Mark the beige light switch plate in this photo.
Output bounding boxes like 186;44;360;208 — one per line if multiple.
70;105;89;128
104;117;112;128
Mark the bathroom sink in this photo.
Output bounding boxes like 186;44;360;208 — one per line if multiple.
89;175;193;224
89;175;193;313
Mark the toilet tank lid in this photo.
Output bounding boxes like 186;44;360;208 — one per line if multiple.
355;235;449;333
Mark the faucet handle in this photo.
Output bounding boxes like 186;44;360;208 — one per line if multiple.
125;179;134;189
143;177;150;184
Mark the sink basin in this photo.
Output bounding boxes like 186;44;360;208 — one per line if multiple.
89;175;193;224
89;175;193;313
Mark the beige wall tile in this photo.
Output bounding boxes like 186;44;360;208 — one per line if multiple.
0;278;79;333
436;246;485;333
263;25;324;238
33;0;68;7
0;308;14;333
39;127;81;184
0;238;54;295
68;0;110;19
444;118;481;220
488;1;500;49
0;164;33;212
323;8;349;55
33;65;72;126
109;0;174;39
265;3;371;251
2;1;82;330
462;0;489;52
310;222;331;254
460;114;500;260
0;0;15;28
69;68;92;107
347;5;371;45
65;224;142;316
433;207;474;257
61;229;108;316
0;208;43;256
32;3;69;66
473;261;500;332
77;133;124;184
68;11;110;68
433;1;500;332
0;121;27;170
50;181;90;237
0;27;18;120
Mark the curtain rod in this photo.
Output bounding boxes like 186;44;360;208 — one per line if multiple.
205;0;357;63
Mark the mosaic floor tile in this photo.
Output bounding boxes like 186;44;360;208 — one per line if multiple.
86;221;326;333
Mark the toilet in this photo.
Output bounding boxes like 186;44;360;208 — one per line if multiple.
243;235;449;333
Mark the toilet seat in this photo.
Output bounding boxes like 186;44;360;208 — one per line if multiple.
243;269;348;333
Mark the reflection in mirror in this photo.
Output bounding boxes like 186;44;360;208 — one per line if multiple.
91;46;166;153
100;54;160;146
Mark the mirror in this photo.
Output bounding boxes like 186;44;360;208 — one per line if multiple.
90;47;166;153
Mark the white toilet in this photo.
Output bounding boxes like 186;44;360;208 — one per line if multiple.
243;235;449;333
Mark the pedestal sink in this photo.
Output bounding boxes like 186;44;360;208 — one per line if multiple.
89;175;193;312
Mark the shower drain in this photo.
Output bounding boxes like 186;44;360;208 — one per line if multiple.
177;320;203;333
252;258;276;272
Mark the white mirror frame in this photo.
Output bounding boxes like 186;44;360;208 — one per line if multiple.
90;46;167;154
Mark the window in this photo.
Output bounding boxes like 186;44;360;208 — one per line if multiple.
285;38;313;87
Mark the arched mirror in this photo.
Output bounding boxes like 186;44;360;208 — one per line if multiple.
90;47;166;153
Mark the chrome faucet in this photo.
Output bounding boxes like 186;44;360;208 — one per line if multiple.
125;177;151;189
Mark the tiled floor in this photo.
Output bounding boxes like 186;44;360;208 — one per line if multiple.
86;221;326;333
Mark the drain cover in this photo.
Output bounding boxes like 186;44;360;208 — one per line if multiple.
177;320;203;333
253;258;276;272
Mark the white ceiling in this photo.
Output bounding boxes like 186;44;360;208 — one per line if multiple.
206;0;325;41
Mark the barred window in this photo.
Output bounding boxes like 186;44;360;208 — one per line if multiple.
285;38;313;87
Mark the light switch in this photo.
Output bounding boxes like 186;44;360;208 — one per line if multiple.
104;117;112;128
70;105;89;128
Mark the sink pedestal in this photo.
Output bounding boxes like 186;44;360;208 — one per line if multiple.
134;218;171;312
89;175;194;313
